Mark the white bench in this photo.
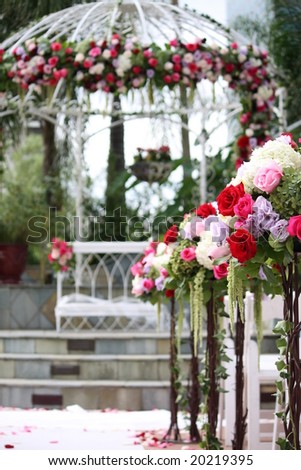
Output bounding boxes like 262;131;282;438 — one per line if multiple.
55;241;162;332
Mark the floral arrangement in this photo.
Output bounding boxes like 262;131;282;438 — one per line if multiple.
131;241;175;304
214;133;301;317
0;35;276;171
133;145;171;163
166;202;229;350
214;133;301;449
47;237;74;273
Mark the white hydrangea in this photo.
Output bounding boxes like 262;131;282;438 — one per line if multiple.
232;140;301;193
257;85;274;100
195;232;214;270
75;53;84;62
118;52;132;71
151;243;173;270
89;64;104;75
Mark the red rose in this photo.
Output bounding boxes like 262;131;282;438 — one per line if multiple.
186;43;198;52
237;135;250;149
132;66;141;74
165;289;175;298
172;73;180;82
148;58;158;68
105;73;115;83
224;63;235;73
188;63;198;73
195;203;217;218
173;63;182;72
163;75;172;84
287;215;301;239
51;42;62;52
217;183;245;216
235;158;244;170
227;229;257;263
163;225;178;244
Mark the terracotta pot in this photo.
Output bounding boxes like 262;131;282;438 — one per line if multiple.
0;244;28;284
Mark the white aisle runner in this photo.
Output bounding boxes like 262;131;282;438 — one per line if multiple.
0;406;187;450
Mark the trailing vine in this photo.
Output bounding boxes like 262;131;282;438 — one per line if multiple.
227;259;244;331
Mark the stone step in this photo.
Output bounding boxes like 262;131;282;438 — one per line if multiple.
0;330;192;355
0;378;188;410
0;353;192;381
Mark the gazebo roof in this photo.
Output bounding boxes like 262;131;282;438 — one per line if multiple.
2;0;244;50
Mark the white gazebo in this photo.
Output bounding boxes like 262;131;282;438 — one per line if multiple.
0;0;282;226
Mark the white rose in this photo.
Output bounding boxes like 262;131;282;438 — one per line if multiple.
238;54;247;63
102;49;111;59
75;52;84;62
164;62;173;71
183;53;194;63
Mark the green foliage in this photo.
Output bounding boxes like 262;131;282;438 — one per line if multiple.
0;0;95;42
233;0;301;128
269;0;301;125
0;135;48;244
169;239;200;281
269;167;301;219
231;14;270;47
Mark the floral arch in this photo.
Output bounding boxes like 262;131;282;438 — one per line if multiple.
0;0;282;227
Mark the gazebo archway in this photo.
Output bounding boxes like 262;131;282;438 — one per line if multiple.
0;0;282;236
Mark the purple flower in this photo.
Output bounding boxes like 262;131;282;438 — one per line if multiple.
259;265;267;281
193;50;202;61
269;219;289;243
248;196;279;237
205;216;229;243
147;69;155;78
155;275;165;291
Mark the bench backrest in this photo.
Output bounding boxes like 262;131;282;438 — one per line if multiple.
57;241;148;301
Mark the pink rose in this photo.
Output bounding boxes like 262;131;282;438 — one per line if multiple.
59;68;68;78
131;262;143;276
51;42;62;52
287;215;301;239
160;268;169;278
142;278;155;292
180;247;196;262
213;263;229;280
234;194;254;219
208;245;230;260
50;248;60;260
132;278;144;296
253;161;283;193
89;47;101;57
48;56;59;67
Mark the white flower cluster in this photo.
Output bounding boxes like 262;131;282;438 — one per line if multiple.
195;232;215;270
232;140;301;193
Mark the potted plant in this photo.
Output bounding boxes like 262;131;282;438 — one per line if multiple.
129;145;173;183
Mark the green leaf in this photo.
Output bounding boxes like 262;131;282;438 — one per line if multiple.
276;359;286;371
276;337;287;355
273;320;293;335
262;264;278;284
275;380;283;392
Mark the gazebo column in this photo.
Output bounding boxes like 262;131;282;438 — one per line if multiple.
199;113;207;204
